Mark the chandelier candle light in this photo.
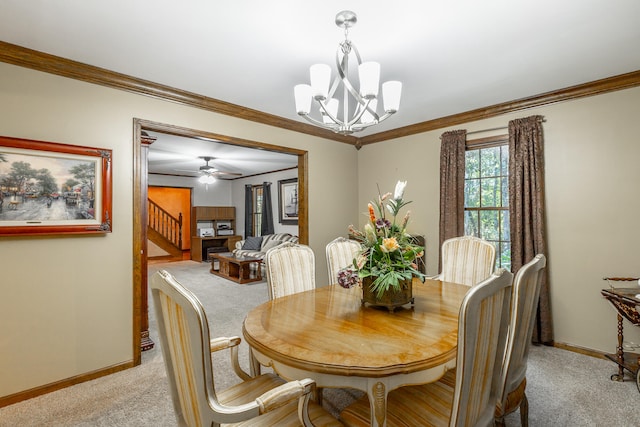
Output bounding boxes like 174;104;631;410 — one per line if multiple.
294;10;402;135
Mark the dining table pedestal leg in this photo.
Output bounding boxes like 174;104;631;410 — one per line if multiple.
367;379;388;427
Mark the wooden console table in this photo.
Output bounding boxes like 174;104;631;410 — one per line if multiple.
601;280;640;392
210;252;263;284
192;235;242;262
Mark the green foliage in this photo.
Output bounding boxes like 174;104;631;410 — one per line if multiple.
464;145;511;270
346;181;425;298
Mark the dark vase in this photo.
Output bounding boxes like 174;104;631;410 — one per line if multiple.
362;276;414;312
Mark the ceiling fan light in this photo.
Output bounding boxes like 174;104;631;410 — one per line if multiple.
358;61;380;99
382;80;402;113
199;175;216;184
310;64;331;101
294;84;312;115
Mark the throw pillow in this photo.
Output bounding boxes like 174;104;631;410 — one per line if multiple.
241;236;263;251
261;239;283;252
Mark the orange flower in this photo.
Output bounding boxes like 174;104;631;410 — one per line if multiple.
368;202;376;223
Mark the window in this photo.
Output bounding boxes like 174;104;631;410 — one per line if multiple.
464;137;510;270
251;185;263;236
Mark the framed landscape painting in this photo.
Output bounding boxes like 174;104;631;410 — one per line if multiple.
0;136;112;236
278;178;298;225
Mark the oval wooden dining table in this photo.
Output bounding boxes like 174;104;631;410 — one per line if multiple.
242;278;469;427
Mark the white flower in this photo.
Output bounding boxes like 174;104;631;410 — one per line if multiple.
394;181;407;200
364;223;376;244
386;202;395;215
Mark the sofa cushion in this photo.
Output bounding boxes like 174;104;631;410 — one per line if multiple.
261;239;283;253
241;236;263;251
234;233;299;259
262;233;299;248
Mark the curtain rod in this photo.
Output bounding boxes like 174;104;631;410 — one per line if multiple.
466;126;507;136
468;117;546;136
439;117;547;139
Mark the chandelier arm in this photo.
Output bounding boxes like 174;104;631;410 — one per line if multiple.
376;111;394;122
299;111;339;130
363;101;382;123
346;98;372;127
351;111;395;131
315;99;343;127
335;47;365;108
327;75;341;99
350;121;380;132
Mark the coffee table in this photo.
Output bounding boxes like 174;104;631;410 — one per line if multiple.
210;252;263;284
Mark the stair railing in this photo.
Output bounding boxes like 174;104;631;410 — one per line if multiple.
148;199;182;249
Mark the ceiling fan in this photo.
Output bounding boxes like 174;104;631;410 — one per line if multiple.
177;156;242;179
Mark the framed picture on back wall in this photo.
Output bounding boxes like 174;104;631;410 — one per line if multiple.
278;178;298;225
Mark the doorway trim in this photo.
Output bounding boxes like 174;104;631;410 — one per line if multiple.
132;118;309;364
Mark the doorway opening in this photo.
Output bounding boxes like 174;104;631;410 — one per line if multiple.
132;118;308;365
148;185;192;262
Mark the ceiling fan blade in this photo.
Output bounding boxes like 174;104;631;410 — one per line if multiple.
212;170;242;176
171;156;243;178
174;168;202;174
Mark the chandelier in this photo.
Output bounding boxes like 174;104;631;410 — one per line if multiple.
294;10;402;135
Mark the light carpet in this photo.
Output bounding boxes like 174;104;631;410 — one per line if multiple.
1;260;640;426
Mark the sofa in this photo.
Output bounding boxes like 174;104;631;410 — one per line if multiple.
233;233;299;260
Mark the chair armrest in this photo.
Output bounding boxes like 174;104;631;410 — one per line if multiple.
256;378;315;415
210;336;252;381
235;240;245;251
210;336;241;352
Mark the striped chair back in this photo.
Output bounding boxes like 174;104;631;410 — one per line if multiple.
265;243;316;300
450;268;513;426
338;268;513;427
440;236;496;286
150;270;216;427
496;254;547;425
151;270;344;427
325;237;361;285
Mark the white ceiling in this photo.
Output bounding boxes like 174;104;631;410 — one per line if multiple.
1;0;639;176
145;131;298;179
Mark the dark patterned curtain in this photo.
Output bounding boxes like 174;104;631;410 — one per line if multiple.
509;115;553;344
439;129;467;268
261;182;274;235
244;184;253;238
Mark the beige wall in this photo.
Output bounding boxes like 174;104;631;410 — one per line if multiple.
359;86;640;352
1;59;639;399
0;62;358;398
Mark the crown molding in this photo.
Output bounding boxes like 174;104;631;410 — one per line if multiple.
358;70;640;146
1;41;638;148
0;41;357;145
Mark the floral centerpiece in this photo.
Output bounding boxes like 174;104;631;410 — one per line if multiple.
338;181;425;303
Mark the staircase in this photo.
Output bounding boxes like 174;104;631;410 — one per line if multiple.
148;199;183;259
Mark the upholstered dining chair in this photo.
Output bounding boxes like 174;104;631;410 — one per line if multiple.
264;243;316;300
150;270;342;427
325;237;361;285
495;254;547;427
339;268;513;427
436;235;496;287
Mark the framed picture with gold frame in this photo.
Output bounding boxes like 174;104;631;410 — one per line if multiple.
0;136;112;236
